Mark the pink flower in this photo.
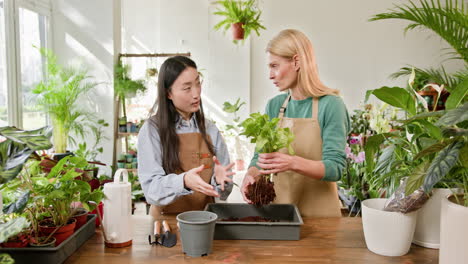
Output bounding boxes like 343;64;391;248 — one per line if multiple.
354;151;365;163
349;135;362;145
345;145;354;159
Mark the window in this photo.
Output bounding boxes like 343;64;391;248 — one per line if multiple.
0;0;51;129
0;0;8;126
18;6;48;129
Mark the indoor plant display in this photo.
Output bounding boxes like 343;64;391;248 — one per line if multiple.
32;48;99;157
114;61;147;122
213;0;266;43
222;98;247;171
369;0;468;93
239;113;294;205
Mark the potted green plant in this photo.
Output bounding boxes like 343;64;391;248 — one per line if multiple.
114;61;147;123
32;48;98;158
223;98;247;170
213;0;266;43
0;126;53;252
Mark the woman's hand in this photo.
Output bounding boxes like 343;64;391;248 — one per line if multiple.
213;156;235;191
240;167;260;203
184;165;219;197
257;152;294;174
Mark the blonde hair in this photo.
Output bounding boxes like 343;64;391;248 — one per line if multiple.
266;29;339;97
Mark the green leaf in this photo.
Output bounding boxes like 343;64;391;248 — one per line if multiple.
403;110;446;124
436;102;468;126
460;143;468;168
374;145;396;175
405;161;430;195
414;138;457;160
3;190;30;214
371;86;416;115
0;217;30;243
423;141;464;192
364;133;394;173
445;77;468;109
0;254;14;264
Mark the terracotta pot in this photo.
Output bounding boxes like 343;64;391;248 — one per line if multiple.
29;237;56;248
0;233;29;248
39;218;76;246
231;22;244;40
72;208;89;231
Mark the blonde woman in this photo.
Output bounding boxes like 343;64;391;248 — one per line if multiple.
241;29;350;217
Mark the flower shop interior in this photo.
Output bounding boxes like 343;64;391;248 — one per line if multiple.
0;0;466;263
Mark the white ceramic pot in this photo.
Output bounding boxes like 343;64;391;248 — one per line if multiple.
413;188;453;248
362;198;418;256
103;169;132;247
439;194;468;264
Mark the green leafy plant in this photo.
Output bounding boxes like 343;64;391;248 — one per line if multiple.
32;48;98;154
222;98;248;163
365;71;468;208
0;126;52;251
240;113;295;155
114;61;147;119
369;0;468;96
213;0;266;43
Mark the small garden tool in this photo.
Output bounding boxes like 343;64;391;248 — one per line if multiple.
148;220;161;245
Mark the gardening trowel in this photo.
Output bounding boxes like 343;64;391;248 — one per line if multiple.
160;220;177;247
148;220;161;245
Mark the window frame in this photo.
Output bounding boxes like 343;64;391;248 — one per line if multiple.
3;0;52;128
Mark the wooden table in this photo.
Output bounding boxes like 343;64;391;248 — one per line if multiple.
65;215;438;264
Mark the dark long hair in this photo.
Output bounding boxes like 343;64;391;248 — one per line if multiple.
150;56;214;174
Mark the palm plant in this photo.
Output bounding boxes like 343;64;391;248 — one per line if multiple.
32;48;98;154
369;0;468;91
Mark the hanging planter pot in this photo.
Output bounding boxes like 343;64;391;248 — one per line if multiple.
231;22;244;40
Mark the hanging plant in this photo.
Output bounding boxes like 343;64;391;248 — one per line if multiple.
213;0;266;44
114;61;147;119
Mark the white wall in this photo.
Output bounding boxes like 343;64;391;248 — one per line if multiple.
251;0;464;113
51;0;118;173
51;0;465;170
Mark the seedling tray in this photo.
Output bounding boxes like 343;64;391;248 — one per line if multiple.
204;203;303;240
0;214;96;264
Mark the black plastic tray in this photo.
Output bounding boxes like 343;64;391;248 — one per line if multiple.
0;214;96;264
204;203;303;240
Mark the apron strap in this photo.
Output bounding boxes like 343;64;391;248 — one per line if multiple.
278;94;292;119
312;97;319;120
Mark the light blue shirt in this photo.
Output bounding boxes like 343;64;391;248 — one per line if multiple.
138;114;233;206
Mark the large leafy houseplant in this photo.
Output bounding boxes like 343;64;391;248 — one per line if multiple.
32;48;98;154
369;0;468;96
213;0;266;43
240;113;294;205
0;126;52;254
365;70;467;211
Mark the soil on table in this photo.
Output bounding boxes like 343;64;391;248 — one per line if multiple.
245;175;276;206
220;216;279;222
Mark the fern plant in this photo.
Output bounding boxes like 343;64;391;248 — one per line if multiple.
213;0;266;43
114;61;146;118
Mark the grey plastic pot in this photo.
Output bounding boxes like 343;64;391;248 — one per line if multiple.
176;211;218;257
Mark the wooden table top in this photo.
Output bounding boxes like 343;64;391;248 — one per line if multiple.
65;214;438;264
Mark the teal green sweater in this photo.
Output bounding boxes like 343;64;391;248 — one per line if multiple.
249;93;350;181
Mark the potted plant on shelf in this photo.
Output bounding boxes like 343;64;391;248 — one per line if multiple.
222;98;247;171
114;61;147;125
213;0;266;43
32;48;99;160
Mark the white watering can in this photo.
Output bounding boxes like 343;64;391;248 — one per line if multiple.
102;168;132;247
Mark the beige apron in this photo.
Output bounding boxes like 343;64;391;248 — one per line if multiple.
273;95;342;217
150;133;214;220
